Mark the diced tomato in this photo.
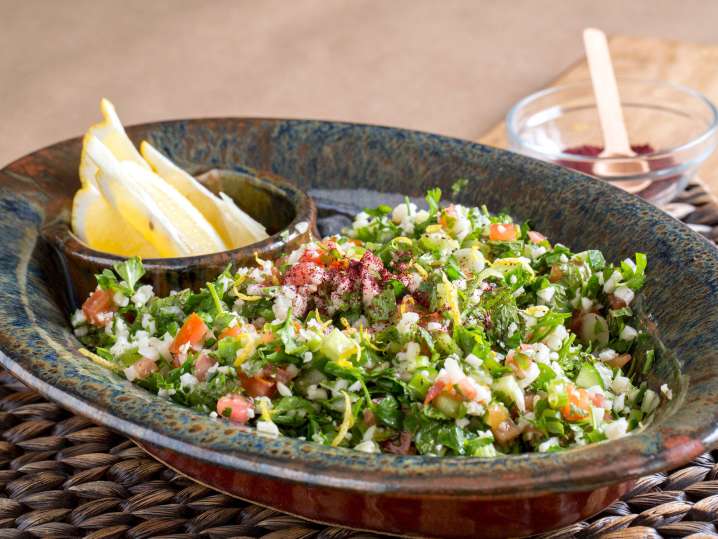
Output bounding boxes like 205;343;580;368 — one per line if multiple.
505;350;520;377
194;353;217;382
484;402;522;444
420;311;443;326
589;392;606;408
562;385;591;422
82;289;117;327
439;207;455;228
328;259;349;270
133;358;158;379
457;378;478;401
485;402;510;430
218;326;243;340
239;372;276;398
300;249;324;265
569;311;584;335
493;419;523;444
216;394;254;424
549;265;564;283
527;230;546;244
172;353;185;369
275;366;298;385
423;380;446;405
506;349;531;378
383;431;415;455
170;313;209;355
607;353;631;369
489;223;518;241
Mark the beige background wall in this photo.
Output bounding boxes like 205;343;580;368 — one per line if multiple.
1;0;718;167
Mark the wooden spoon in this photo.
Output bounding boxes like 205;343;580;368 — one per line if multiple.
583;28;651;193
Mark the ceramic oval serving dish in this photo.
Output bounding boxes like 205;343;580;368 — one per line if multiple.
1;118;718;538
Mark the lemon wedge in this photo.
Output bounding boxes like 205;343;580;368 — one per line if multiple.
216;192;269;245
72;185;161;258
85;136;227;257
79;98;148;189
139;141;268;248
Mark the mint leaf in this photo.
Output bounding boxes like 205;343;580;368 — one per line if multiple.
451;178;468;198
95;269;119;292
425;188;442;216
113;257;145;294
364;204;392;218
365;288;397;323
375;395;401;429
623;252;647;291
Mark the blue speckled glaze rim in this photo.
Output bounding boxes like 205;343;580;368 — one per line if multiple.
1;117;717;498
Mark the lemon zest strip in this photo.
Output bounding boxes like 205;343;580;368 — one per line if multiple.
331;391;354;447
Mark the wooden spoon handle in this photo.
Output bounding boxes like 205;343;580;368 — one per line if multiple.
583;28;632;155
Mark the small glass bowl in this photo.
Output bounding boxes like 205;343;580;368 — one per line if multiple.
507;79;718;204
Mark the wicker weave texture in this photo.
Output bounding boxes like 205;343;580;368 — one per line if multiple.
0;372;384;539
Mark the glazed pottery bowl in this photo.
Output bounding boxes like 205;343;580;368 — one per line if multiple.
41;167;316;308
1;119;718;538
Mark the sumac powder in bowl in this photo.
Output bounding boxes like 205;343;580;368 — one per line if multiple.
507;80;718;204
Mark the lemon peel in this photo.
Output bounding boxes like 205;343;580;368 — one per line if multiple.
331;391;354;447
86;136;226;257
79;98;148;189
141;141;268;248
71;184;160;258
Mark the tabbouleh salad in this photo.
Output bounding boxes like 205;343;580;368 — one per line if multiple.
73;188;669;457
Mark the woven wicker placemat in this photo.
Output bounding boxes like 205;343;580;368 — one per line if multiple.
1;178;717;539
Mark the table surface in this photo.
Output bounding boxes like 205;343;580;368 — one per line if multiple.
3;0;718;189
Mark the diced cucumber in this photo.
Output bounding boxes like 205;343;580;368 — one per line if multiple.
472;443;497;457
294;368;327;394
641;389;660;414
538;436;560;452
628;408;644;429
593;362;614;389
435;333;459;355
433;393;461;418
547;379;569;409
305;332;323;352
476;268;506;282
576;363;603;389
491;257;535;277
320;329;357;362
408;367;437;399
493;375;526;412
590;406;604;430
419;234;459;252
579;313;609;345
